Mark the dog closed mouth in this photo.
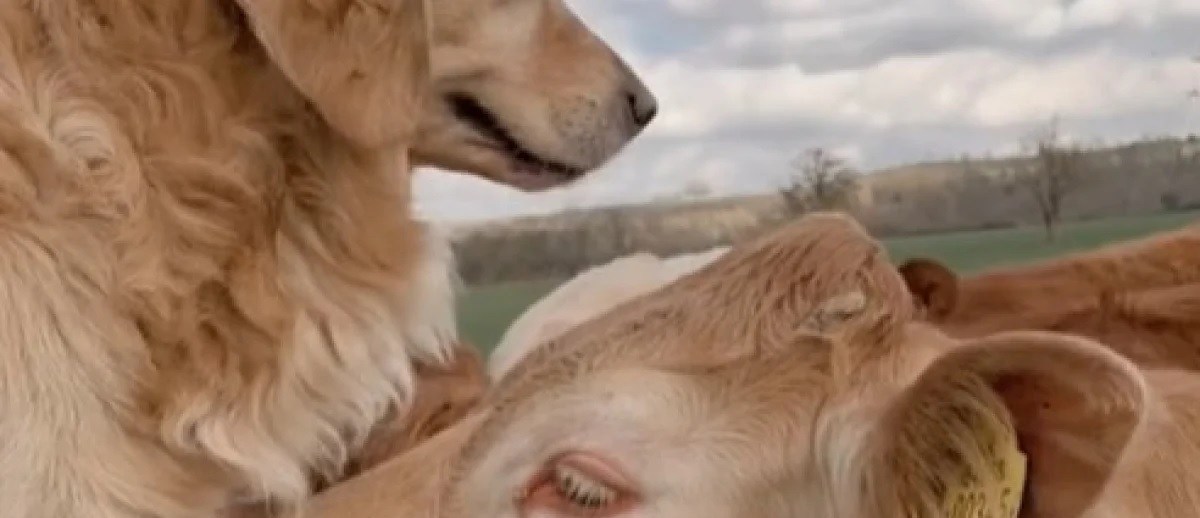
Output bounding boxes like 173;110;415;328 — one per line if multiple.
446;92;583;189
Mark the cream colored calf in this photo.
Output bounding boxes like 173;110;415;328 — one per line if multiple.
488;247;729;381
310;214;1200;518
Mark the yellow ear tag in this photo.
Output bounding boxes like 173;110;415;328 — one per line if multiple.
943;424;1027;518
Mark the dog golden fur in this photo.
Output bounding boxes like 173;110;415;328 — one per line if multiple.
0;0;654;516
227;341;488;518
348;340;488;479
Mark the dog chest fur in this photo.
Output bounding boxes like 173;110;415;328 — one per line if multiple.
0;1;454;515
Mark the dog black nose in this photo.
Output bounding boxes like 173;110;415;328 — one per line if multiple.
627;88;658;128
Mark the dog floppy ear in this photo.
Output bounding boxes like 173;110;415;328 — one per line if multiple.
897;258;959;320
235;0;431;147
862;331;1146;518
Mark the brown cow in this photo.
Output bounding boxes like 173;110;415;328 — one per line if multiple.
898;227;1200;369
897;223;1200;332
1020;282;1200;369
303;213;1200;518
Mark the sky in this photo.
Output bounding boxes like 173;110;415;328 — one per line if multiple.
413;0;1200;223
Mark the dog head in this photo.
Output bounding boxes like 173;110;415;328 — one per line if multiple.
412;0;657;190
236;0;655;191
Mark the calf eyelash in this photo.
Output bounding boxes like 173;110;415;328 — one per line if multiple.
554;464;617;509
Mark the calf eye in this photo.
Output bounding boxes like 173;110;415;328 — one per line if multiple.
517;452;639;517
554;463;617;509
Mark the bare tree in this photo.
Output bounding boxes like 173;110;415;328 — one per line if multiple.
1188;55;1199;100
1168;138;1200;176
680;179;713;200
781;147;859;214
1012;117;1085;241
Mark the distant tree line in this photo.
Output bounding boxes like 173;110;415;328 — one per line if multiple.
453;132;1200;286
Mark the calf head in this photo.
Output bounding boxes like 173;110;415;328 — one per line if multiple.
306;214;1151;518
312;329;1149;518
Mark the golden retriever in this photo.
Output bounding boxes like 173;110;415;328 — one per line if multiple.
0;0;654;516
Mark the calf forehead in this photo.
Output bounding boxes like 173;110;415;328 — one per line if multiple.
461;364;833;500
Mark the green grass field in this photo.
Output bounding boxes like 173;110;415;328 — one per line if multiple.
457;211;1200;352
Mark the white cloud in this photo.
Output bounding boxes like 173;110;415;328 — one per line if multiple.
644;48;1194;133
967;52;1196;126
663;0;723;17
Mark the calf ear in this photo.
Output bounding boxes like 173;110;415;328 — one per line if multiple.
347;342;488;478
234;0;431;147
897;258;959;319
867;331;1146;518
309;411;490;518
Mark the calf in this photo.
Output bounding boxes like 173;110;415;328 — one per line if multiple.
898;223;1200;332
306;214;1200;518
1022;283;1200;370
489;246;729;381
899;233;1200;369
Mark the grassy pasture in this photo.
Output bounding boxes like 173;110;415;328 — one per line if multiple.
458;211;1199;352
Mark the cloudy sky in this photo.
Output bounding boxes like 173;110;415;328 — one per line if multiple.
414;0;1200;222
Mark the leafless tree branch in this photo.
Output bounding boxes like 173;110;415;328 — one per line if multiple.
1011;116;1086;241
781;147;860;214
